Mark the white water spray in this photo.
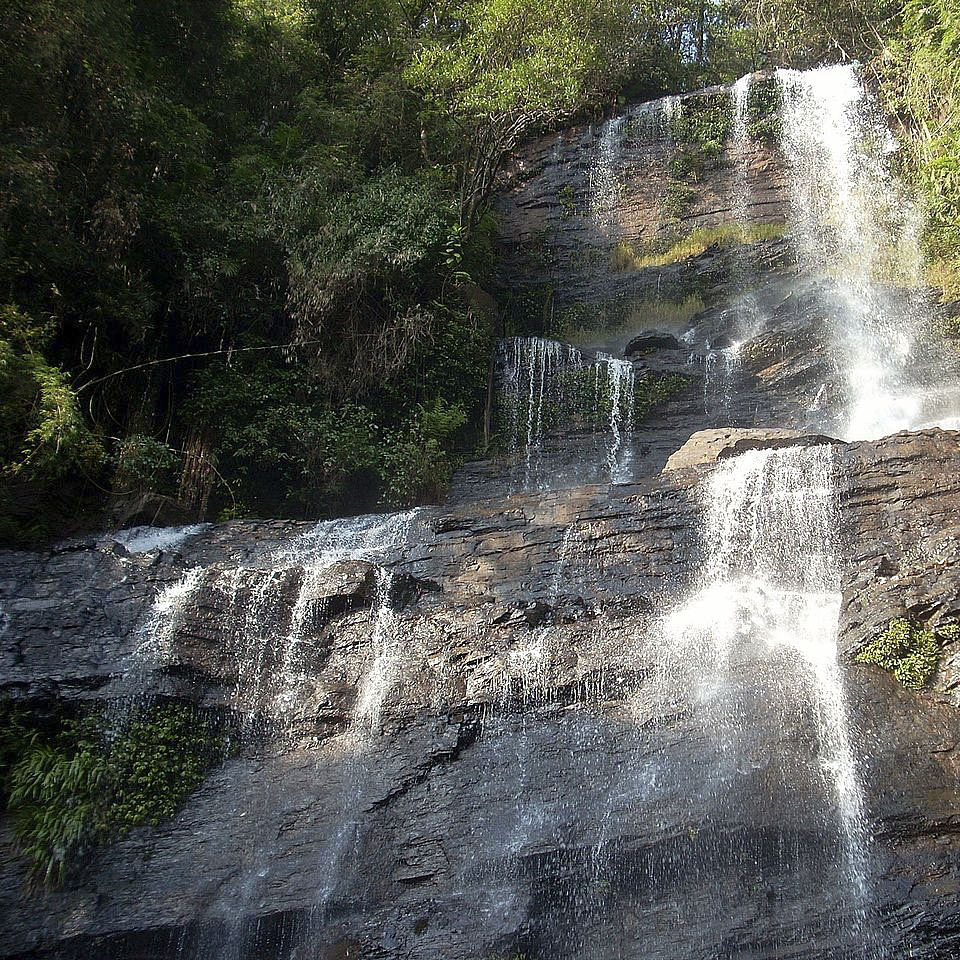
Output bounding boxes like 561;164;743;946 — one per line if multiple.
776;63;958;439
660;444;873;923
590;116;626;229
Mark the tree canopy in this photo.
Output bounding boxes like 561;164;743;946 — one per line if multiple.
1;0;958;542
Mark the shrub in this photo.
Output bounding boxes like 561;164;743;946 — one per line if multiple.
0;305;104;481
6;703;235;887
381;398;468;505
855;617;959;689
112;435;181;497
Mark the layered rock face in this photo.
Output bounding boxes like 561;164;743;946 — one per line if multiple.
1;432;960;959
4;66;960;960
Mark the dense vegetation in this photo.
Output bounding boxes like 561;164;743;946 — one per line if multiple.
1;0;959;542
856;617;959;689
0;700;235;885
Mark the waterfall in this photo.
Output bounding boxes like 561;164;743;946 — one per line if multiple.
596;352;636;480
590;115;626;228
105;522;211;554
776;63;960;438
659;443;877;949
701;74;760;418
124;509;424;959
127;510;421;722
497;337;638;487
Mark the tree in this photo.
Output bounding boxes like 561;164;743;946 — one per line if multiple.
406;0;643;230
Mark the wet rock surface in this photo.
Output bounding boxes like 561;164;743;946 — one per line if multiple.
1;431;960;959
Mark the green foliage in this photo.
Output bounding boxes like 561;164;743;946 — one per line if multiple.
885;0;960;302
406;0;625;121
5;703;234;887
382;398;469;505
611;224;785;271
113;436;181;497
855;617;959;689
745;77;783;143
557;185;577;219
744;0;900;67
669;95;732;177
0;307;104;482
633;373;695;419
663;182;700;221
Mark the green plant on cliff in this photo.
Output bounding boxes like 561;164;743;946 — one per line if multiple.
557;185;578;220
855;617;959;689
633;373;695;419
882;0;960;302
668;95;732;179
6;703;234;886
745;77;783;143
663;181;700;221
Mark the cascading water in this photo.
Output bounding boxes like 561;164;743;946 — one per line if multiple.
128;510;424;959
596;352;636;480
650;443;881;954
125;510;420;722
644;64;960;953
590;115;626;229
497;336;638;487
701;74;759;415
498;336;584;485
776;63;960;437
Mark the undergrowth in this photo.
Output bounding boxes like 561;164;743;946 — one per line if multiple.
0;701;236;887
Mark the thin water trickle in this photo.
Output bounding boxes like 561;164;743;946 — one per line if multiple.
590;116;626;229
596;352;636;481
125;510;421;722
497;337;638;487
498;336;584;486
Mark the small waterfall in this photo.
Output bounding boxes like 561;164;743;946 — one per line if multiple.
126;510;420;722
352;567;402;732
630;94;683;142
658;444;878;950
497;337;638;487
703;342;742;417
775;64;958;439
702;71;761;421
498;336;584;484
122;509;424;959
596;352;636;480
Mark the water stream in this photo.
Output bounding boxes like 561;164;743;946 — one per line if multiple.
777;64;960;438
497;336;638;487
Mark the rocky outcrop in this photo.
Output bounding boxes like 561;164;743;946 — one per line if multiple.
2;431;960;960
662;427;842;472
493;86;790;312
